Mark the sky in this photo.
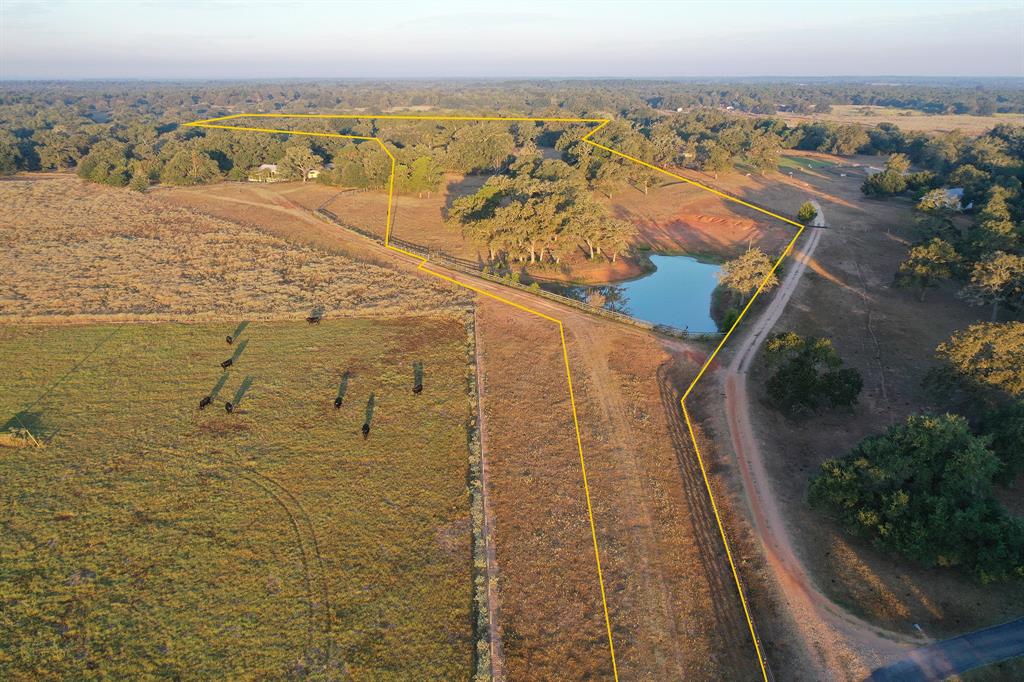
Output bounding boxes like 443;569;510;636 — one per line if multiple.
1;0;1022;80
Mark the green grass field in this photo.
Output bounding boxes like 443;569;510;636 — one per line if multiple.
0;318;474;680
777;155;838;172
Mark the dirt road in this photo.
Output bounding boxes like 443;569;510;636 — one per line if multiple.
721;204;920;678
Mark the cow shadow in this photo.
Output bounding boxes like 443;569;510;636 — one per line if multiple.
412;361;424;392
337;371;351;403
230;321;250;341
209;372;230;401
363;393;376;425
232;376;254;408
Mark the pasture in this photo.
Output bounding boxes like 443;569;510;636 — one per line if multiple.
0;317;475;679
775;104;1021;135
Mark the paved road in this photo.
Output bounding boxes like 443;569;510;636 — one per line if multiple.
869;617;1024;681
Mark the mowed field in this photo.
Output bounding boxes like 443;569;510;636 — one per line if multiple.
774;104;1022;135
0;317;475;679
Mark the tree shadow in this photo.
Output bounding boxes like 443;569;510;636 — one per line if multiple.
2;411;55;444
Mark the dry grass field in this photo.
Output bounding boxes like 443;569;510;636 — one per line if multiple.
475;294;761;680
0;177;467;322
774;104;1022;135
0;317;476;679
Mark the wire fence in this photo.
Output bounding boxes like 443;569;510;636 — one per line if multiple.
315;208;723;340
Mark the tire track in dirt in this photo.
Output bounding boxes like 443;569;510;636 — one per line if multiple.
657;362;761;677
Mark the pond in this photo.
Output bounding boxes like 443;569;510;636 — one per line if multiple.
541;254;721;333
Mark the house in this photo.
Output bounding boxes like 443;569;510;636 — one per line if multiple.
248;164;280;183
943;187;973;211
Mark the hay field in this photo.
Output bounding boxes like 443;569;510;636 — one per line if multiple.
776;104;1021;135
0;317;475;679
0;177;467;322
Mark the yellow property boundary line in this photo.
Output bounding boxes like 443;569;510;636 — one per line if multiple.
184;112;807;681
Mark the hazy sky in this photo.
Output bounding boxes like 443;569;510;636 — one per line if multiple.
2;0;1022;79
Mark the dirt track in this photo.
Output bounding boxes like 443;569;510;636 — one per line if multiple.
720;207;921;678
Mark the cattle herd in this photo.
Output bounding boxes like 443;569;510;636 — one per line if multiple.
197;315;424;440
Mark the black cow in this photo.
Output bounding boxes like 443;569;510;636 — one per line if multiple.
413;383;423;394
226;335;233;345
306;315;321;325
334;396;343;409
361;422;370;439
221;358;233;369
225;401;234;413
199;395;212;410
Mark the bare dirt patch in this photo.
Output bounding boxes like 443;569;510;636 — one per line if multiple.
606;181;795;261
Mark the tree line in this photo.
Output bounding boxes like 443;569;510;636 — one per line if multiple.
446;150;635;267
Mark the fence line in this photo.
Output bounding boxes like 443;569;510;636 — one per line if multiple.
315;208;722;340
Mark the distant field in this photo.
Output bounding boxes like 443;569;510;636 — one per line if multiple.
0;317;474;679
776;104;1022;135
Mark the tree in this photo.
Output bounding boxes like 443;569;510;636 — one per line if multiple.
796;201;818;224
445;124;515;173
885;153;911;175
935;322;1024;399
278;145;323;182
948;164;991;208
896;238;960;301
980;400;1024;483
696;141;731;178
764;332;863;413
971;187;1019;256
76;141;131;187
862;169;907;196
746;132;781;173
959;252;1024;321
0;139;17;175
829;124;870;155
718;248;778;297
916;188;954;212
159;149;220;186
808;413;1023;583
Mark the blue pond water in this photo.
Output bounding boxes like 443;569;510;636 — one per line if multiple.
543;254;721;333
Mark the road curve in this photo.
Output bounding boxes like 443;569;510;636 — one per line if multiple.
721;202;918;676
869;617;1024;681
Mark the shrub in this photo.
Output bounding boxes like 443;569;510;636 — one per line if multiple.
764;332;862;414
